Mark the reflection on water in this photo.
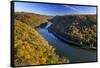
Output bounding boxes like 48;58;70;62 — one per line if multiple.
45;22;52;28
38;27;97;63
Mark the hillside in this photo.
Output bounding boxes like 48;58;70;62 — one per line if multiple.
15;12;52;28
48;15;97;49
14;12;69;66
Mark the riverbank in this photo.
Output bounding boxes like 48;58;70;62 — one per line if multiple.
48;28;96;50
37;28;97;63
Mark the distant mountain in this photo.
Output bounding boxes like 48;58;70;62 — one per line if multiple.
48;15;97;49
15;12;53;28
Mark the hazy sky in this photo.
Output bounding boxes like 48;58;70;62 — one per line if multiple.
15;2;96;16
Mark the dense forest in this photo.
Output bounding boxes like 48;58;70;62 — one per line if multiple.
14;12;69;66
48;15;97;49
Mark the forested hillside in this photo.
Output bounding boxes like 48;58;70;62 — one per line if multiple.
15;12;52;28
48;15;97;49
14;12;69;66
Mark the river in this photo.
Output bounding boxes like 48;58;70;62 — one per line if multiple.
37;23;97;63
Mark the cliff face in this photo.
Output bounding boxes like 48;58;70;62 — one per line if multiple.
48;15;97;48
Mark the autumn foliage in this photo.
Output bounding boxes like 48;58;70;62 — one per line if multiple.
14;12;69;66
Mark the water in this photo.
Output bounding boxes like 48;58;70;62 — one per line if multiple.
45;22;52;28
37;27;97;63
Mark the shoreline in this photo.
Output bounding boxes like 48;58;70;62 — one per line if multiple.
48;28;96;50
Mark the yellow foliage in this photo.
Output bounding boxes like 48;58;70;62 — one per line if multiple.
14;19;69;66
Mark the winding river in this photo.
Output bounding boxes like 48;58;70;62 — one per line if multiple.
37;22;97;63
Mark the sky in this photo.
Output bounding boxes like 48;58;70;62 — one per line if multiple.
15;2;97;16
